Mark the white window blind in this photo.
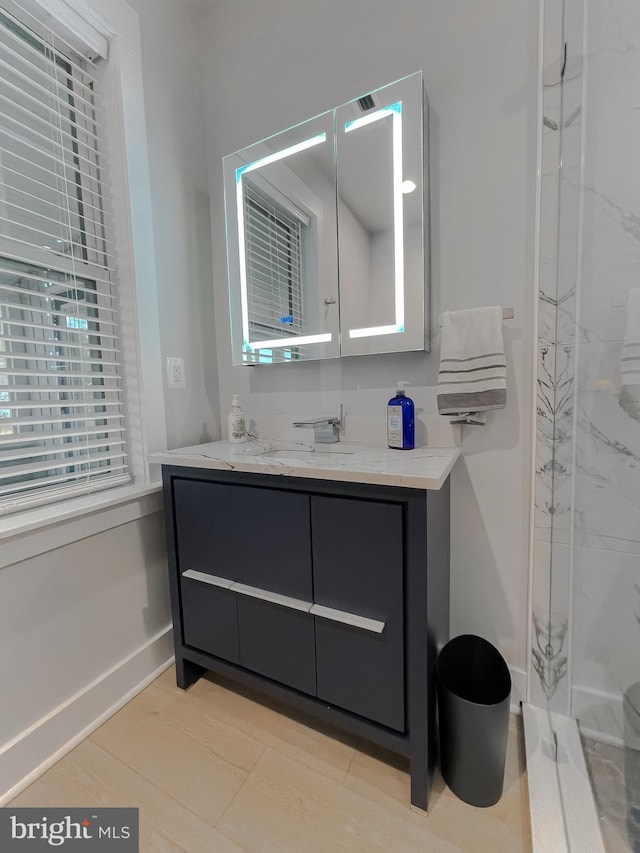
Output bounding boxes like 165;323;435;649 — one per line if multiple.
0;0;129;515
243;180;306;343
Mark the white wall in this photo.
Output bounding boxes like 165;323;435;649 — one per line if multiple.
0;502;173;801
0;0;214;800
128;0;220;449
200;0;540;693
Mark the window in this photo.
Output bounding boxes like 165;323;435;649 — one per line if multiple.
243;179;306;362
0;0;129;514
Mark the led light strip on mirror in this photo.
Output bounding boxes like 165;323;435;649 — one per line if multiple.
345;102;405;340
235;133;331;353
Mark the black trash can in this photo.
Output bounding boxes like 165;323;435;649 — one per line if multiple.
437;634;511;808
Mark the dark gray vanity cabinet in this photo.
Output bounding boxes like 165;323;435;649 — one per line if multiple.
162;465;450;812
312;495;405;731
174;478;316;693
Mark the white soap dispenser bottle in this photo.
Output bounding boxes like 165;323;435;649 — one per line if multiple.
228;394;247;443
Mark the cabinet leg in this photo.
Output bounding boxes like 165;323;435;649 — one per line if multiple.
175;656;205;690
410;751;430;811
409;738;431;812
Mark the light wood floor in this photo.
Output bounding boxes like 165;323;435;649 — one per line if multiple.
11;666;532;852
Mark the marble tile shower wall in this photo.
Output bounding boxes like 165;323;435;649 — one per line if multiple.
570;0;640;741
533;0;640;740
531;0;583;713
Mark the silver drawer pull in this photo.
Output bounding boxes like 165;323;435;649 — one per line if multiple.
310;603;385;634
230;581;312;614
182;572;382;633
182;569;234;589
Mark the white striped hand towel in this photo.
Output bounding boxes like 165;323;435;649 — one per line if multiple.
619;288;640;421
437;306;507;425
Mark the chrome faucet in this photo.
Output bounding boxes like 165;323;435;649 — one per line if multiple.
293;406;343;444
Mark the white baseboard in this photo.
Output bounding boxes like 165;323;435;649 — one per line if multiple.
0;634;530;804
571;684;624;746
510;665;527;713
0;624;174;805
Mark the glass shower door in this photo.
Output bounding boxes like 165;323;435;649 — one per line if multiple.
536;0;640;849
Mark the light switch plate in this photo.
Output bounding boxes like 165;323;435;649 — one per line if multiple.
166;357;186;389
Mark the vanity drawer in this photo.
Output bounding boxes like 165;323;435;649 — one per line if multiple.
180;564;316;692
174;479;236;574
173;478;312;600
237;596;316;695
180;571;239;663
311;495;405;731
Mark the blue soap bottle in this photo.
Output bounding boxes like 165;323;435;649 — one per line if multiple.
387;381;415;449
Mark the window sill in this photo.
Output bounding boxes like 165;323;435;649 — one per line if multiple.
0;482;164;570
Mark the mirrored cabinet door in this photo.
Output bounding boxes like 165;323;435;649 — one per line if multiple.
223;72;428;366
336;72;428;357
224;111;339;365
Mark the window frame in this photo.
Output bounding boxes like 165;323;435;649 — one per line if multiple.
0;15;130;508
0;0;166;541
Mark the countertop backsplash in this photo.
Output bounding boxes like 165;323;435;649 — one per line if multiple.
241;412;461;450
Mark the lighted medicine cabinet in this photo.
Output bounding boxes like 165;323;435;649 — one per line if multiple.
223;71;429;366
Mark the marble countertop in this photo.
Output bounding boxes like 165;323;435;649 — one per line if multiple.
149;439;460;490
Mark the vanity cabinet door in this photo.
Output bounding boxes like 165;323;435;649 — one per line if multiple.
180;573;239;664
173;480;311;598
233;486;315;691
311;496;405;731
233;487;312;600
173;478;240;662
237;598;316;695
173;477;314;683
173;479;236;576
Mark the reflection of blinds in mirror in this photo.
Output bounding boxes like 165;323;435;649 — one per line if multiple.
243;181;305;342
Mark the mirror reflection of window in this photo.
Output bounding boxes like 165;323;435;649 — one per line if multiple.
224;109;339;366
243;180;307;355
